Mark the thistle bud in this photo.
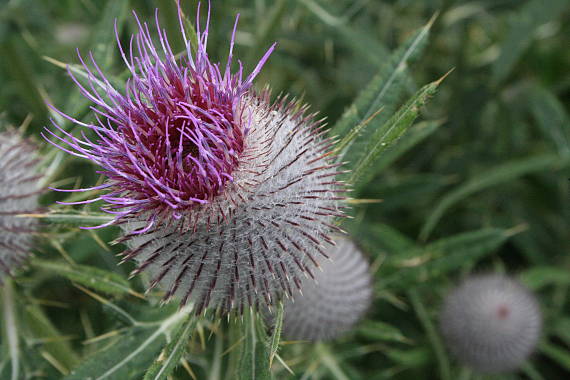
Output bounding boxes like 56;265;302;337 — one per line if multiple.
271;236;372;341
45;3;347;313
440;274;542;373
0;130;43;283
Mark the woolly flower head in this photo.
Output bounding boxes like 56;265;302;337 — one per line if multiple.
269;236;372;341
45;4;347;313
440;274;542;373
0;130;43;282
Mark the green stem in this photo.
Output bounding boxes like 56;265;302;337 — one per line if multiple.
408;289;451;380
1;280;20;380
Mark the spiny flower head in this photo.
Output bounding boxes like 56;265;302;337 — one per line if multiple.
45;3;347;313
268;236;372;341
440;274;542;373
0;130;43;283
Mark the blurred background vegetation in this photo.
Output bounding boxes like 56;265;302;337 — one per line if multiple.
0;0;569;379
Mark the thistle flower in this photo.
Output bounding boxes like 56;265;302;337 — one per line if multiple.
44;3;347;313
0;130;43;283
440;274;542;373
269;236;372;341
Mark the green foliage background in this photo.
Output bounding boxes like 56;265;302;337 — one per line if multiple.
0;0;569;379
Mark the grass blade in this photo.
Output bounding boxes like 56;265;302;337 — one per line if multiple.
420;153;570;240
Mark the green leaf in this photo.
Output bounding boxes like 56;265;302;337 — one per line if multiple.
268;302;284;368
382;228;515;290
368;120;443;176
349;75;446;187
89;0;130;68
143;316;196;380
1;281;20;380
540;342;570;371
23;304;79;373
329;15;435;143
408;289;451;380
420;153;570;240
64;307;191;380
519;266;570;290
491;0;569;84
32;259;133;297
358;321;411;344
237;309;271;380
527;85;570;156
552;318;570;346
0;37;48;124
20;211;114;226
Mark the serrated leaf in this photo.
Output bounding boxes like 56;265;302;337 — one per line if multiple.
33;259;132;297
329;16;434;146
349;75;446;187
238;309;271;380
382;228;513;290
420;153;570;240
64;307;190;380
369;120;442;175
143;316;196;380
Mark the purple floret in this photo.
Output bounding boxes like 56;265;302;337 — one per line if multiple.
44;2;275;231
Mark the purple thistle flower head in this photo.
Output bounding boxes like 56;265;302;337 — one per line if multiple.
45;2;347;313
0;130;44;283
440;274;542;373
45;2;275;226
267;236;372;341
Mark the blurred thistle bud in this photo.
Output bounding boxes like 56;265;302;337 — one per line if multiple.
44;2;347;313
0;130;43;283
269;236;372;341
440;273;542;373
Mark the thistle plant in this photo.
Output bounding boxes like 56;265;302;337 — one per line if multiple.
0;130;43;283
270;236;372;341
44;3;346;313
440;274;542;373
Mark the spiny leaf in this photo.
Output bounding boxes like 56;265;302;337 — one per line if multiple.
32;259;134;297
349;73;448;187
329;15;435;139
237;309;271;380
143;316;196;380
64;307;191;380
268;302;284;368
420;153;570;240
369;120;443;175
